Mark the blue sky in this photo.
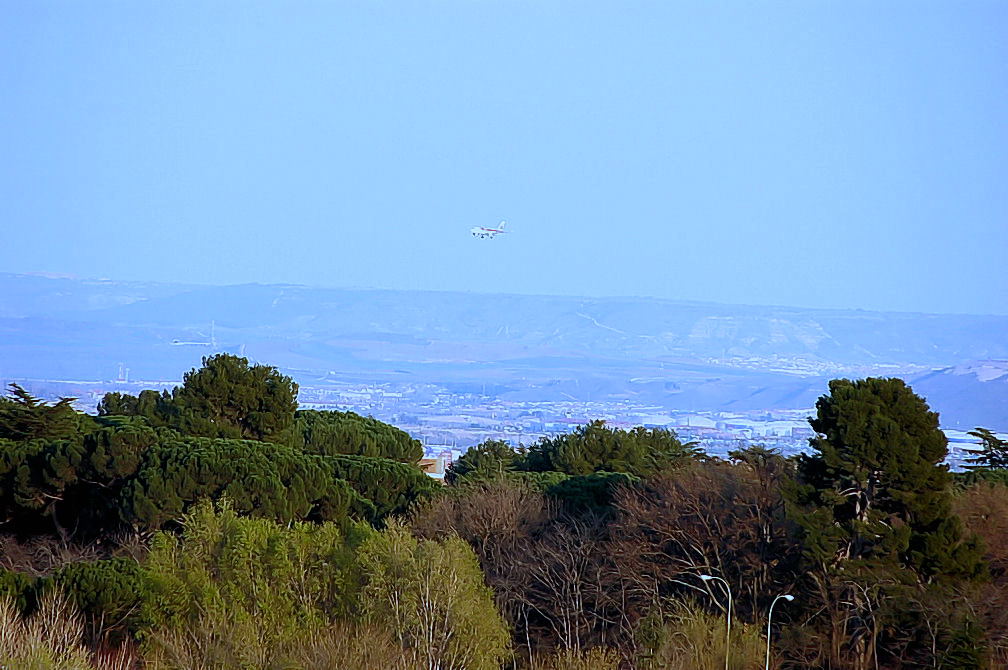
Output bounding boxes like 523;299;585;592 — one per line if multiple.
2;1;1006;314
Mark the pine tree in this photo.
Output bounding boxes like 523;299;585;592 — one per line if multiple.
174;354;298;442
964;427;1008;470
0;384;85;442
118;438;359;530
292;408;423;463
789;378;986;669
523;421;698;477
445;439;520;483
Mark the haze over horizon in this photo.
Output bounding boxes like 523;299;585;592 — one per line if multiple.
8;270;1008;319
3;2;1007;315
3;272;1008;434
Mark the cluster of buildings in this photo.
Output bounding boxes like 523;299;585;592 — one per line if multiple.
292;381;999;468
301;382;823;458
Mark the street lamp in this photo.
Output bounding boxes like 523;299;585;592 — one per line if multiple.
765;594;795;670
700;574;733;670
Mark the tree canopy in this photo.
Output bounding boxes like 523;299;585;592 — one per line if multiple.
0;384;88;442
119;437;364;531
789;378;985;669
1;363;435;538
174;354;299;442
964;427;1008;471
794;377;982;581
3;367;1005;667
292;409;422;463
522;421;698;477
97;354;299;443
444;439;521;484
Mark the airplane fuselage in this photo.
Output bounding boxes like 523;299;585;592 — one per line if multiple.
471;227;505;239
471;221;508;239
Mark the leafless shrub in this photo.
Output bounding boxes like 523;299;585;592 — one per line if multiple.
954;482;1008;663
611;459;799;623
413;480;642;659
0;532;107;577
0;588;134;669
528;646;621;670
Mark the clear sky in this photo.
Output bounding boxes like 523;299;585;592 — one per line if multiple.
2;1;1006;314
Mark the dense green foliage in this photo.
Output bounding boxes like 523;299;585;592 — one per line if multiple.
447;423;695;513
789;378;986;668
793;378;982;581
99;354;299;442
545;470;640;512
328;454;439;521
120;437;363;530
507;469;572;493
955;467;1008;488
358;520;512;670
47;557;151;645
0;356;433;539
173;354;299;441
964;427;1008;471
3;362;1007;669
0;566;35;613
293;408;423;462
0;415;164;537
0;384;89;442
142;502;508;669
97;389;175;428
445;438;520;483
522;420;699;476
143;501;361;659
449;422;697;484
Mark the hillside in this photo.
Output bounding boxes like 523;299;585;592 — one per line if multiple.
1;273;1006;429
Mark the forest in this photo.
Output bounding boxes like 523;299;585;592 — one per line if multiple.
0;353;1006;669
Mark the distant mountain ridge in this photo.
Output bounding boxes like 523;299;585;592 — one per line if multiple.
1;273;1005;429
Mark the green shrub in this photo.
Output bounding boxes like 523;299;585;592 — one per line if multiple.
636;602;764;670
142;500;367;667
357;520;512;670
0;567;35;613
141;501;508;669
506;469;570;493
445;439;521;484
47;557;151;645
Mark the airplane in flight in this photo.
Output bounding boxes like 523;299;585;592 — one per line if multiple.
471;221;509;239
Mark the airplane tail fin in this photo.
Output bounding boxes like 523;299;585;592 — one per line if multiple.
499;220;507;230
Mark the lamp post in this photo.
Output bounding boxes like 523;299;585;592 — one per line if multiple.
765;594;794;670
700;574;733;670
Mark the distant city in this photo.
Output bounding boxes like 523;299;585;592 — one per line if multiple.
2;272;1005;471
